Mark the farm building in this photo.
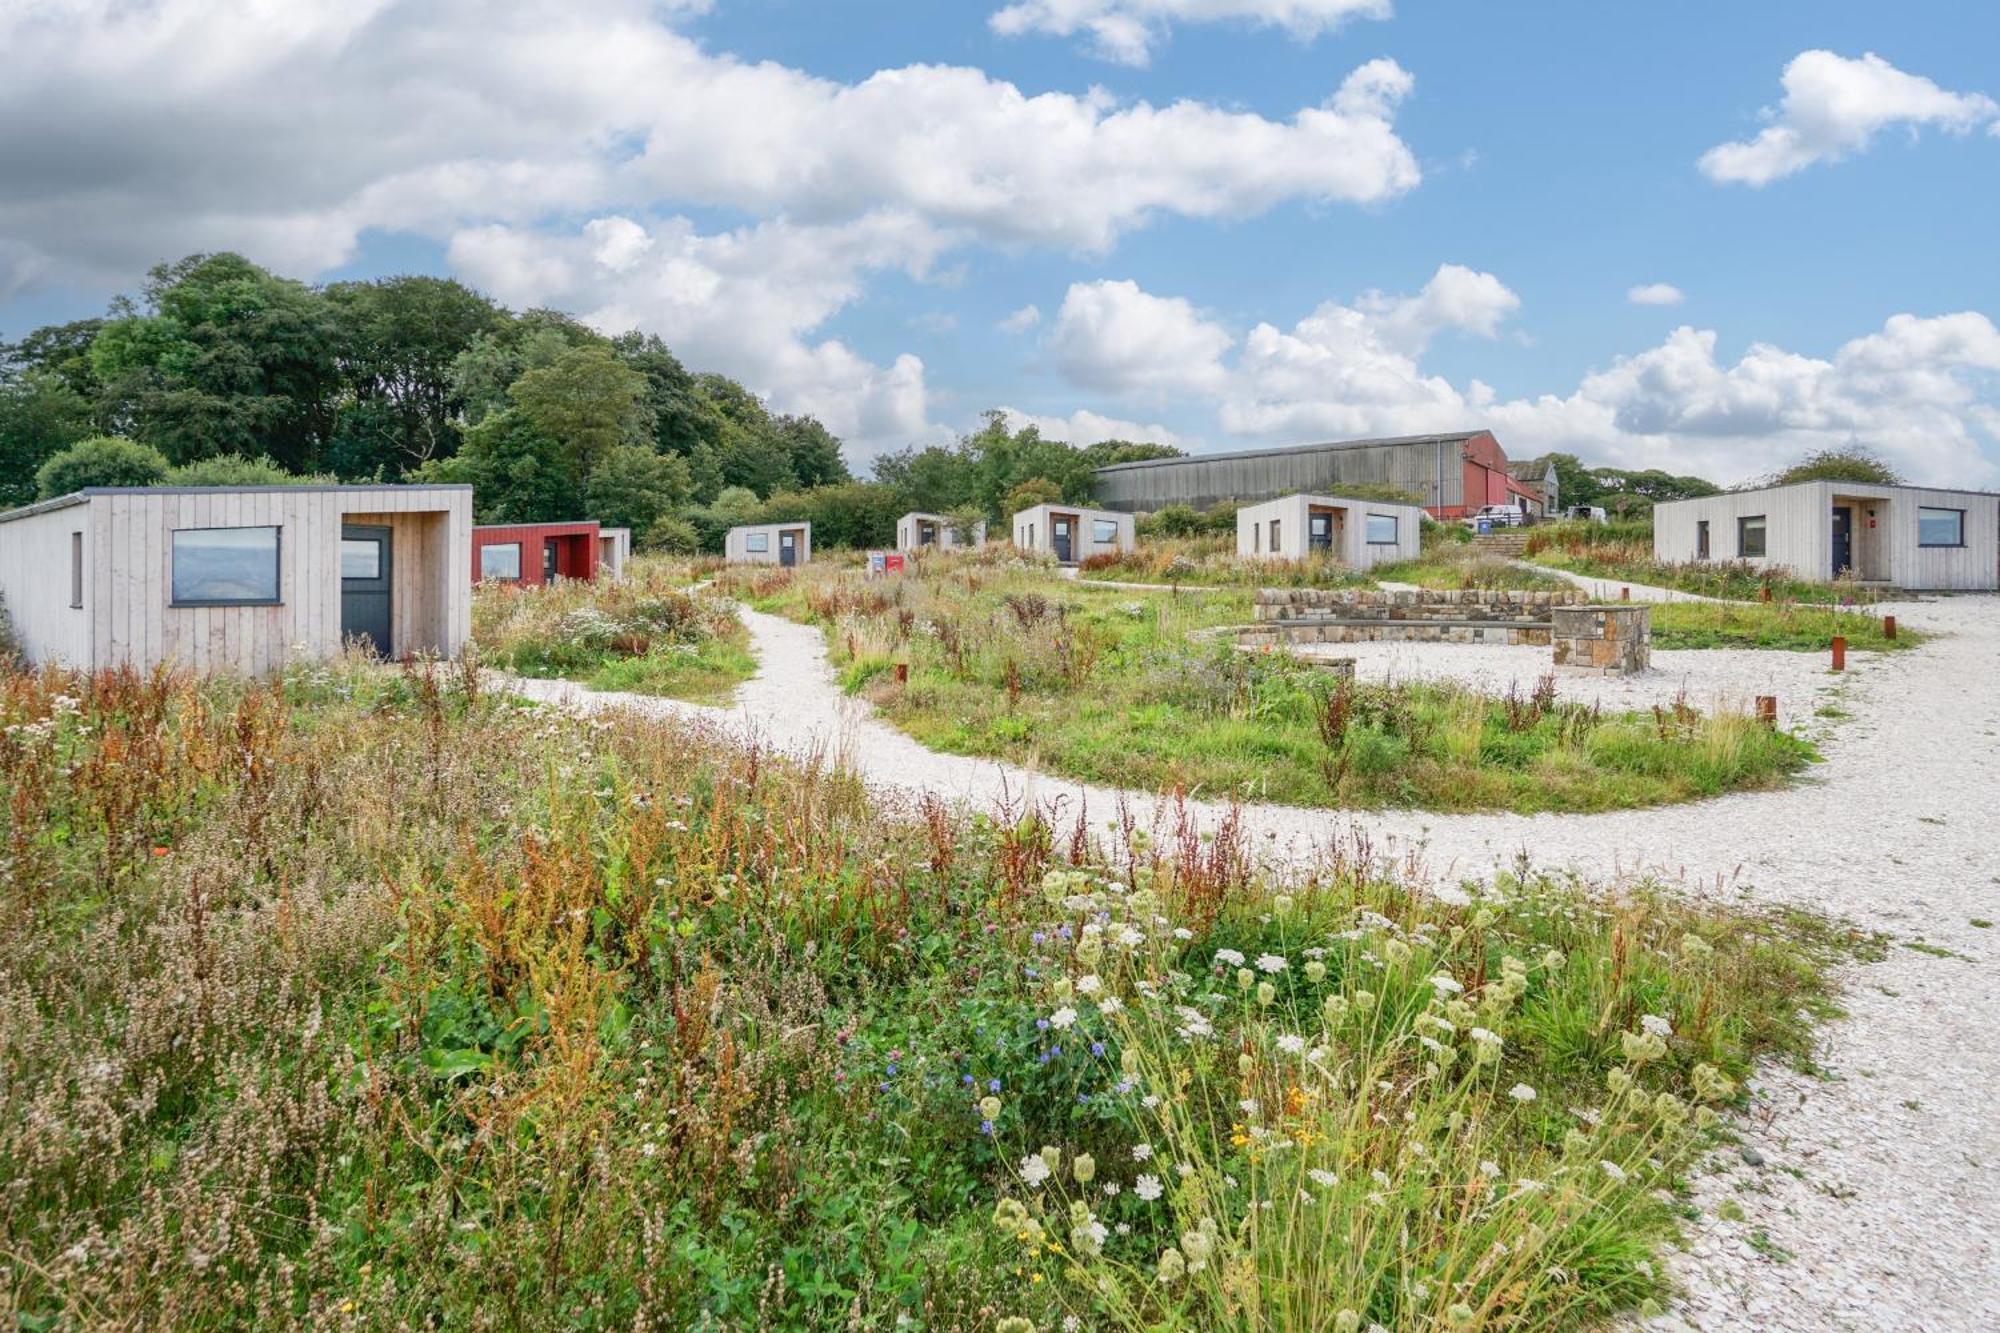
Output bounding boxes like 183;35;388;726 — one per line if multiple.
1654;481;1999;590
1011;503;1135;565
0;484;472;673
1505;456;1559;516
472;521;603;585
896;511;985;552
1235;493;1425;570
726;522;811;566
1089;430;1543;519
597;527;632;579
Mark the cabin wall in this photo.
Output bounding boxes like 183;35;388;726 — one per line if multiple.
0;500;95;668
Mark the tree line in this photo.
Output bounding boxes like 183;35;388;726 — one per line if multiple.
0;252;1179;549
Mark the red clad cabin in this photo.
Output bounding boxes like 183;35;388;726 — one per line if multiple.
1448;431;1545;519
472;522;602;585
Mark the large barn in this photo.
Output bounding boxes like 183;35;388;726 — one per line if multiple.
1088;430;1547;519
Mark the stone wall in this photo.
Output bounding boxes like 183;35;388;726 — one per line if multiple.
1239;621;1555;647
1551;605;1651;675
1253;587;1589;624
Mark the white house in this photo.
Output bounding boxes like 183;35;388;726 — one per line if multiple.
0;483;473;673
597;526;633;579
1235;493;1424;571
1654;481;1998;590
1010;503;1135;564
725;522;811;567
896;511;985;552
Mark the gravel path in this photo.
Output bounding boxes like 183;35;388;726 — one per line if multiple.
502;592;2000;1330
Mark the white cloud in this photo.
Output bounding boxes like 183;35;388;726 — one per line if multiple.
447;211;947;454
1700;50;2000;186
998;406;1186;448
1048;279;1235;396
991;0;1391;66
1083;268;2000;486
1628;283;1684;307
0;0;1421;447
999;304;1043;333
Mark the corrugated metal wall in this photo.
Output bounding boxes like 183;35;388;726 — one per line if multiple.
1091;439;1464;513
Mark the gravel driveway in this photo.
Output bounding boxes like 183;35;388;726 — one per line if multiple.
503;592;2000;1331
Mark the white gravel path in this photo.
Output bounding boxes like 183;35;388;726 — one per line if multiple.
502;592;2000;1331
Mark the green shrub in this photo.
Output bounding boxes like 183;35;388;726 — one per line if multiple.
34;435;170;497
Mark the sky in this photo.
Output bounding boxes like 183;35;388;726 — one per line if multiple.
2;0;1997;486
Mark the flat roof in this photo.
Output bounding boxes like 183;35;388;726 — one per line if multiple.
0;482;473;525
1240;491;1426;510
472;520;600;531
1654;479;2000;505
1090;431;1489;475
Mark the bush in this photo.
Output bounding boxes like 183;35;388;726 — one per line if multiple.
34;436;170;498
644;514;702;554
0;592;21;666
165;455;315;487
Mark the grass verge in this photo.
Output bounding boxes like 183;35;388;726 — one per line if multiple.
728;555;1817;813
1649;601;1918;652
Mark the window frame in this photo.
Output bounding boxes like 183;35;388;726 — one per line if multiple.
1092;518;1119;544
1916;506;1965;549
1696;519;1710;560
341;536;383;581
479;541;524;581
1364;513;1400;546
170;524;283;608
70;531;84;609
745;532;770;553
1737;514;1767;559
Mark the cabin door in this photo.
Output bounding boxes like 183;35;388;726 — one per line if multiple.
779;530;798;567
340;525;392;658
1830;505;1853;576
1309;512;1333;553
1052;517;1074;563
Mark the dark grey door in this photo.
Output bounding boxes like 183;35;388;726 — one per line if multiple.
1309;513;1332;552
779;531;798;567
543;539;559;581
1831;505;1852;575
340;525;392;657
1053;518;1073;563
1696;520;1710;560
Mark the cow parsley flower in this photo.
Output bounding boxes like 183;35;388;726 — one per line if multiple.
1134;1173;1163;1201
1214;949;1246;968
1256;953;1288;974
1020;1154;1051;1186
1049;1006;1078;1030
1509;1083;1537;1103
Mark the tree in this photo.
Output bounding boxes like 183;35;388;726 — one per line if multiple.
945;503;988;545
0;371;93;506
770;413;850;488
1004;476;1063;516
427;412;578;523
324;275;503;476
584;445;693;536
35;436;170;497
1545;452;1603;509
88;253;340;470
508;344;652;479
2;318;107;401
1079;439;1182;468
1770;446;1902;487
758;481;902;550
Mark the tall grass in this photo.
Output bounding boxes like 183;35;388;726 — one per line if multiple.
0;663;1864;1328
1524;524;1887;605
474;555;752;702
1073;539;1565;591
1649;601;1916;652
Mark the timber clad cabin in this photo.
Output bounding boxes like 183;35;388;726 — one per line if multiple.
1089;430;1543;519
1011;503;1135;564
1654;481;2000;591
726;522;811;566
896;511;985;552
471;521;604;585
0;484;473;673
1235;493;1425;571
597;527;632;580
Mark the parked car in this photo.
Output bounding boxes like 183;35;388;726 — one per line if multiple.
1464;504;1526;529
1563;505;1609;523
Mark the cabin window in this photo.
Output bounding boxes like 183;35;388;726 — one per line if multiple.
1696;520;1710;559
1917;507;1964;547
341;538;382;579
1737;515;1767;558
171;525;281;606
746;532;770;553
1252;522;1260;553
1093;519;1119;543
1365;513;1399;545
480;542;523;581
70;531;84;608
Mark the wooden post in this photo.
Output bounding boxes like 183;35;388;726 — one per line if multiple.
1760;585;1772;603
894;661;909;685
1619;585;1630;601
1831;636;1846;672
1883;615;1897;640
1755;695;1777;727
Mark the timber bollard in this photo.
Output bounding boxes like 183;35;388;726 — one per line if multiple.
1620;585;1630;601
1883;615;1897;640
1831;636;1846;672
894;662;909;685
1760;585;1772;602
1756;695;1777;727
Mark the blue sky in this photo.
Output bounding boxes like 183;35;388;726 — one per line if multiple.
3;0;1997;484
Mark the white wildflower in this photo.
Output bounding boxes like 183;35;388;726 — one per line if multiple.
1134;1173;1164;1201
